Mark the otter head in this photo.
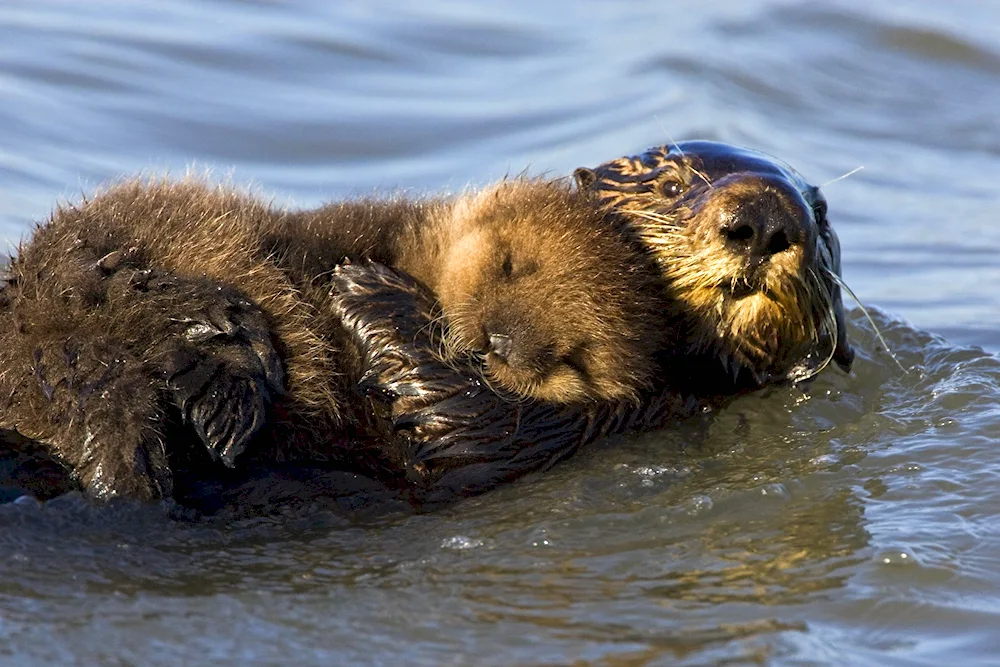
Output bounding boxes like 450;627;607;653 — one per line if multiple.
426;180;667;404
575;141;854;386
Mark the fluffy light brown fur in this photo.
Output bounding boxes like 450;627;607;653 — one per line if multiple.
398;181;667;403
0;175;666;499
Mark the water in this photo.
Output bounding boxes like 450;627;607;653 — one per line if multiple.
2;0;1000;663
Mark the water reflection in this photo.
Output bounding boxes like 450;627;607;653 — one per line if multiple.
0;308;994;661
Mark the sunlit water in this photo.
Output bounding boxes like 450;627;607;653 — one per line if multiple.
3;1;1000;664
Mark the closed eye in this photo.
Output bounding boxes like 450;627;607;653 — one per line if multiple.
561;344;590;379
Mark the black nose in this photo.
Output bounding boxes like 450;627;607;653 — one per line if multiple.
720;191;803;262
488;333;513;362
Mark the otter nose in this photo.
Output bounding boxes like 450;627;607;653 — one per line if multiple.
720;192;803;262
488;333;513;362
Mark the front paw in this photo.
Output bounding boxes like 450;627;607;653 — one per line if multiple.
329;262;505;469
156;287;285;467
330;261;465;411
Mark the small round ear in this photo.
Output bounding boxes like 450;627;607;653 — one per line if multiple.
573;167;597;190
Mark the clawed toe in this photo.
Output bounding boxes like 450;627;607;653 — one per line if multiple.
185;369;269;467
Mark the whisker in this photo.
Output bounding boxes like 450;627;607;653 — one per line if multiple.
650;124;713;188
807;266;833;337
654;116;684;159
813;302;839;379
823;268;909;374
479;370;527;406
818;165;864;190
639;232;688;246
804;268;838;380
687;165;713;189
621;209;682;227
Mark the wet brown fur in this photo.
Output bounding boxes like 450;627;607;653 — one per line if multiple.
576;141;854;386
0;142;854;506
0;175;666;500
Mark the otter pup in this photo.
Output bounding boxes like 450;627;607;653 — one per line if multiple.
574;141;854;388
298;180;668;404
0;177;666;500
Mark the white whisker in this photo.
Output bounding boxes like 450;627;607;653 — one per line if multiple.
823;268;909;374
819;165;864;190
654;116;684;159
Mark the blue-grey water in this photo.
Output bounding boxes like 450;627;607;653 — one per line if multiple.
3;1;1000;664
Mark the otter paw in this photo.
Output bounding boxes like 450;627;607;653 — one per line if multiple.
68;367;176;501
75;427;173;501
157;292;285;467
329;261;462;408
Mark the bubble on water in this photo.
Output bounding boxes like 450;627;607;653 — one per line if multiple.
792;392;813;406
440;536;484;551
634;465;673;488
887;463;924;475
760;483;789;499
684;494;714;516
875;547;918;567
529;527;553;548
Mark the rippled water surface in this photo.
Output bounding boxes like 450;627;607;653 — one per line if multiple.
3;1;1000;664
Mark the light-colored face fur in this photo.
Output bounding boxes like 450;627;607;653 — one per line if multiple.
401;180;666;404
576;141;853;384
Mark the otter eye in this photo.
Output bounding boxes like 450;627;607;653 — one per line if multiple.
502;253;513;278
659;179;686;198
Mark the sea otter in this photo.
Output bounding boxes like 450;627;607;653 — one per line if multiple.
574;141;854;389
0;176;667;501
0;141;854;508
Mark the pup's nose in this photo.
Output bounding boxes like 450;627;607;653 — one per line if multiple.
488;333;513;362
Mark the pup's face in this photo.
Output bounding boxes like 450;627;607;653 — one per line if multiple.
434;182;666;404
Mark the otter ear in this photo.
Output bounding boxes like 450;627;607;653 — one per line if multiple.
573;167;597;190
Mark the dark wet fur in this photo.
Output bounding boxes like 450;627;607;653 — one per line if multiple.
325;262;711;507
0;180;452;500
574;140;855;387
